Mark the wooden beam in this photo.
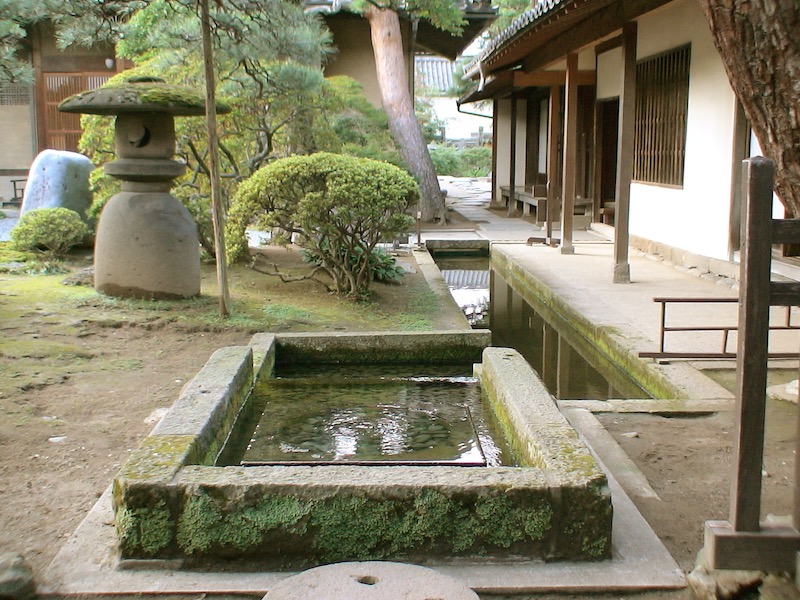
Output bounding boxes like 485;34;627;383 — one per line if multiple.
560;52;578;254
771;219;800;244
513;70;596;87
517;0;670;74
770;281;800;306
613;21;636;283
705;520;800;572
595;34;624;56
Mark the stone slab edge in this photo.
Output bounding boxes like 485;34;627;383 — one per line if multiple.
490;246;729;401
481;347;613;559
412;245;473;330
40;448;685;595
270;330;491;364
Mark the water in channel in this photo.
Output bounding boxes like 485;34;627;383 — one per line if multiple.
226;364;515;467
436;253;647;400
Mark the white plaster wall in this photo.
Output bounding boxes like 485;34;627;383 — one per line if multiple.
0;105;34;169
428;97;492;140
596;49;621;100
494;98;528;200
538;99;548;174
324;18;382;107
626;0;738;260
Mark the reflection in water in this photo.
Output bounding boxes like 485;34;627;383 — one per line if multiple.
433;254;646;400
491;270;647;400
241;371;511;466
436;256;490;328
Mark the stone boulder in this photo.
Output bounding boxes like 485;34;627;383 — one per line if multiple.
21;149;94;221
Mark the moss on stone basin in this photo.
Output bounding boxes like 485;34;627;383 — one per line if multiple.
112;330;611;567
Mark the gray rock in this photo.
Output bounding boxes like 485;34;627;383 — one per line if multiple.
21;149;94;221
0;553;36;600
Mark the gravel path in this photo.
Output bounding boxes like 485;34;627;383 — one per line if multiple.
0;209;19;241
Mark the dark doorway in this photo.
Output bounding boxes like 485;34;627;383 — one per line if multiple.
598;98;619;222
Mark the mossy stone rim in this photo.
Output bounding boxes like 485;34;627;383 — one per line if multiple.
58;77;231;116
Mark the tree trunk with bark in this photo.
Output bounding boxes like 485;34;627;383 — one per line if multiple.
699;0;800;216
365;6;447;222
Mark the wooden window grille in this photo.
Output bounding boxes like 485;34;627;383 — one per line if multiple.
633;45;690;187
43;72;111;152
0;81;31;106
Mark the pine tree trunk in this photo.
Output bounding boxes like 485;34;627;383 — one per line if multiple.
699;0;800;216
365;6;447;222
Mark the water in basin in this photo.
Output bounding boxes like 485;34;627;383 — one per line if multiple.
230;365;513;467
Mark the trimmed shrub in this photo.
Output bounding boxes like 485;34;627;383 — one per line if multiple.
429;145;492;177
227;152;417;299
10;208;89;258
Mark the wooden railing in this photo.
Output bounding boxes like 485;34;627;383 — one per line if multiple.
638;296;800;360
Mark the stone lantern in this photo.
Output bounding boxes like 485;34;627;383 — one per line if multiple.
59;77;230;299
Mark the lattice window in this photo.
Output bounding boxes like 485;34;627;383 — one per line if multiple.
633;45;690;187
0;81;31;106
44;73;111;152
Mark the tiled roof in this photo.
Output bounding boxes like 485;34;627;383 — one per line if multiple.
416;56;455;93
464;0;567;74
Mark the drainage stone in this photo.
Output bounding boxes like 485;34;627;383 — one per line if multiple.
264;561;478;599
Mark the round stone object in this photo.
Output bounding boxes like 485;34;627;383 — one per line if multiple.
94;191;200;299
58;76;230;117
264;561;479;600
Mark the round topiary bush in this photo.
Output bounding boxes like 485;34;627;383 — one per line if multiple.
227;152;417;299
10;208;89;257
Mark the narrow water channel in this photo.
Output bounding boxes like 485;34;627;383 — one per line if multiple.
435;252;647;400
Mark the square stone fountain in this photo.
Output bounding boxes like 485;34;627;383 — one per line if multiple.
112;330;612;568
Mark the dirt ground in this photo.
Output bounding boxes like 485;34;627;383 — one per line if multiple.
1;240;798;599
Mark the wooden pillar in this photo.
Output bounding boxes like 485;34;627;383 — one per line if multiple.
560;52;579;255
613;22;637;283
526;95;541;188
508;96;518;217
491;100;499;205
546;86;562;246
729;157;775;531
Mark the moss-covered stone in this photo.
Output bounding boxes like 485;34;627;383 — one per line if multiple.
116;499;175;556
114;335;612;565
273;330;491;366
164;485;558;564
59;78;231;116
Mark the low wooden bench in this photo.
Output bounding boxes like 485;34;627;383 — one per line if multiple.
1;178;25;208
499;186;594;227
600;201;615;225
499;185;548;223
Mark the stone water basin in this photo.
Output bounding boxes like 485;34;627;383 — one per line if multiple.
112;331;612;568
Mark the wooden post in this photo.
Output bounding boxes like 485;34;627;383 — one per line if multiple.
560;52;578;255
613;22;636;283
546;85;562;246
200;0;231;317
704;157;800;571
508;96;518;217
729;157;775;530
